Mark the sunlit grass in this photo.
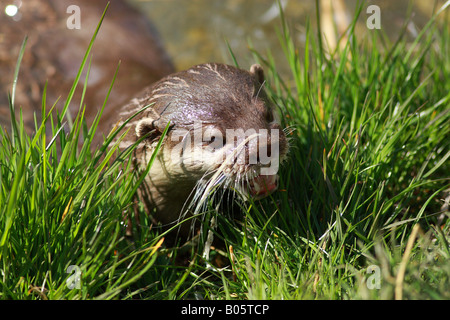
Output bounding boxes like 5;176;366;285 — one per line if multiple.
0;1;449;300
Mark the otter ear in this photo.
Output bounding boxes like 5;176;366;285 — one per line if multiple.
136;116;174;140
135;118;157;139
250;64;265;85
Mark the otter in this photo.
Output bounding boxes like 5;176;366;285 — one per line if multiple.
1;1;288;244
110;63;288;241
0;0;174;134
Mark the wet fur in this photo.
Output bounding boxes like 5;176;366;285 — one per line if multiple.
116;63;288;243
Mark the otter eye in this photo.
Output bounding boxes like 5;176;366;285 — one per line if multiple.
207;135;226;147
203;129;225;149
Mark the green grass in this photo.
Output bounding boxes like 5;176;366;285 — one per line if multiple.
0;1;449;299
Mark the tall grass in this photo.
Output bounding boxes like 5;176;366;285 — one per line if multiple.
0;6;167;299
0;1;449;300
232;0;450;299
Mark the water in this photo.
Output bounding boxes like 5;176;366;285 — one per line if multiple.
128;0;442;74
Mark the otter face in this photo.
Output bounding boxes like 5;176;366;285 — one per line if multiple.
121;63;288;223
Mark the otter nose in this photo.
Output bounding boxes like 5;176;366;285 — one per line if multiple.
249;174;279;199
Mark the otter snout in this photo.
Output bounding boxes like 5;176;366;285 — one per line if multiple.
119;63;288;239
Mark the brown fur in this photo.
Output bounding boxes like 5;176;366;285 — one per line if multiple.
113;63;288;242
0;2;287;244
0;0;174;135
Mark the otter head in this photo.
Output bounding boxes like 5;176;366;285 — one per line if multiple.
121;63;288;234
